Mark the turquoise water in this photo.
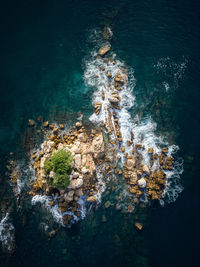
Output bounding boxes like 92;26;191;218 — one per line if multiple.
0;0;200;266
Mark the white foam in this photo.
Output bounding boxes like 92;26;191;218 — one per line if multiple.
0;213;15;252
32;195;63;225
83;29;184;205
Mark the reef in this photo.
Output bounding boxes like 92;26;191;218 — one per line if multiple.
5;27;181;236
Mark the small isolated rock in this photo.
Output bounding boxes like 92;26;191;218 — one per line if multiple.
135;222;143;231
138;178;146;189
98;46;110;56
43;121;49;127
28;119;35;127
87;196;97;202
82;167;90;174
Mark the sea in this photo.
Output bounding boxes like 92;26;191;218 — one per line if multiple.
0;0;200;266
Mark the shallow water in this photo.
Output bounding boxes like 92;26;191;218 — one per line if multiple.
0;0;200;266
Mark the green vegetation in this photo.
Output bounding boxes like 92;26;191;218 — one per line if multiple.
44;149;73;189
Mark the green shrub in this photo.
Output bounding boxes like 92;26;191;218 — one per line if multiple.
44;149;73;189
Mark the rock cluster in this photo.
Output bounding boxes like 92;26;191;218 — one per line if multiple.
30;119;106;225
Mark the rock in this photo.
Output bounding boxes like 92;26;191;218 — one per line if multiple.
148;147;154;154
138;178;146;189
78;133;87;142
129;172;138;184
86;196;97;202
64;191;74;202
59;124;64;129
91;133;104;159
82;167;90;174
129;186;137;194
128;205;135;213
53;128;59;134
114;73;128;84
28;119;35;127
43;121;49;127
102;26;113;40
121;147;125;152
75;122;82;129
62;214;72;225
135;222;143;230
70;178;83;189
142;165;150;174
94;102;102;115
74;154;82;169
108;91;120;104
126;158;136;170
37;116;43;122
73;172;79;179
98;46;110;56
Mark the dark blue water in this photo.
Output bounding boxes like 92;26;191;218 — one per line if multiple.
0;0;200;266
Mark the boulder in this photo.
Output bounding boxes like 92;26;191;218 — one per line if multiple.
70;178;83;189
78;133;87;142
138;178;146;188
82;166;90;174
98;46;110;56
114;73;128;84
142;165;150;174
108;91;121;104
94;102;102;115
74;154;82;169
73;172;79;179
86;196;97;202
91;133;104;159
148;147;154;154
126;158;136;170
